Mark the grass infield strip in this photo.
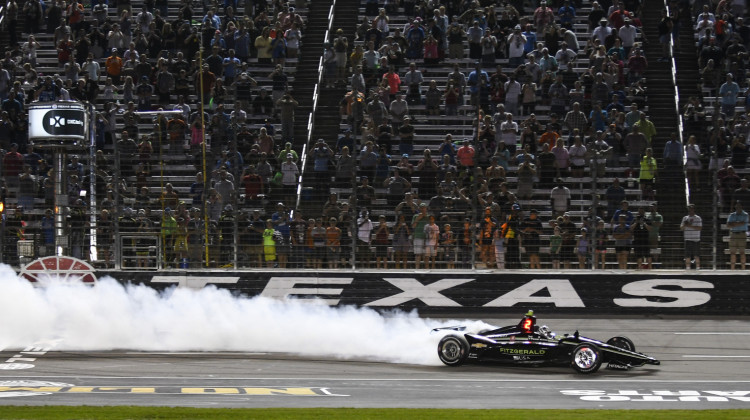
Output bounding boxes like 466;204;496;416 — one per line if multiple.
0;408;749;419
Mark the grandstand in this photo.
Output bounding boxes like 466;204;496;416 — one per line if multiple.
0;0;745;271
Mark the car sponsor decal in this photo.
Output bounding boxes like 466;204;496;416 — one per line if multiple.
561;390;750;402
0;385;349;398
496;348;547;356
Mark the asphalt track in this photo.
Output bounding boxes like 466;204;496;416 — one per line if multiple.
1;317;749;409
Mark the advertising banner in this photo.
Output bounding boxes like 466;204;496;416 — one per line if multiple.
96;271;750;315
28;102;87;143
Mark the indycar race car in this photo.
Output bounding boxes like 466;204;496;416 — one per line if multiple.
434;311;660;374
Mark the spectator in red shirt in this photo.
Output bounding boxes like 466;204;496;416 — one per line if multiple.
456;140;475;168
57;35;74;67
627;48;648;83
382;65;401;101
3;142;24;194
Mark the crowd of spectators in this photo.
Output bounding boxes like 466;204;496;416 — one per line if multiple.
296;0;676;270
1;0;748;269
681;0;750;269
1;0;307;267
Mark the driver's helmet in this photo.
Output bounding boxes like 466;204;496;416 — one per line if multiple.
538;325;554;339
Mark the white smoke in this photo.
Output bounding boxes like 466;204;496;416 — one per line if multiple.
0;265;492;365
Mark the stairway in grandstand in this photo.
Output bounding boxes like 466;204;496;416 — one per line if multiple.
290;0;328;147
298;0;360;211
640;0;689;268
673;3;725;268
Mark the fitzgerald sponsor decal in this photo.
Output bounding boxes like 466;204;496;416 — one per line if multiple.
496;348;547;356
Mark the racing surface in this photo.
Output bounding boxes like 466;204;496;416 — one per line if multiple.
1;317;749;409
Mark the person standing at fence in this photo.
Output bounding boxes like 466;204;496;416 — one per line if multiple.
727;201;748;270
412;203;431;269
357;210;374;268
423;215;440;270
680;204;702;270
327;217;343;269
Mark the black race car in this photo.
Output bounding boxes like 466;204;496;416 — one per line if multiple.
434;311;660;374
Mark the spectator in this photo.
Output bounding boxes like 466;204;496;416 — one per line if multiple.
385;168;412;208
719;73;740;118
639;148;658;200
550;178;571;216
727;201;749;270
558;212;577;269
681;204;702;269
611;200;634;225
624;125;648;170
397;116;415;157
634;112;657;146
685;135;702;192
657;8;673;61
551;138;570;178
357;210;374;267
564;102;588;135
612;214;632;269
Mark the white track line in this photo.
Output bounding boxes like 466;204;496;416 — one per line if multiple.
3;376;750;383
682;355;750;358
675;333;750;335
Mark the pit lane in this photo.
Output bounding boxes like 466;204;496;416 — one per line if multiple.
0;317;748;409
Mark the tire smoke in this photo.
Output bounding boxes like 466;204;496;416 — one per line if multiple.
0;265;491;365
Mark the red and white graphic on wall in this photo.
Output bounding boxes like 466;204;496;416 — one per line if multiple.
20;256;97;284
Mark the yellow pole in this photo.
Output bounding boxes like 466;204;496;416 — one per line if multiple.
199;41;209;267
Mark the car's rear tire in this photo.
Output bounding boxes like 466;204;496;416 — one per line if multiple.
607;336;635;352
437;335;469;367
571;343;602;374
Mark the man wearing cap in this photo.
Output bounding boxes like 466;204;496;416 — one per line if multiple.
397;116;415;157
558;1;576;29
105;48;124;85
367;94;389;126
719;73;740;118
680;204;702;269
533;1;554;35
619;17;637;57
389;92;409;133
384;167;412;208
456;140;475;168
307;139;332;197
507;25;527;68
727;201;748;270
280;153;300;206
276;142;298;164
592;17;612;45
276;92;299;142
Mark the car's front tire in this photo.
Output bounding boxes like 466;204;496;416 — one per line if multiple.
607;336;635;352
571;343;602;374
437;335;469;367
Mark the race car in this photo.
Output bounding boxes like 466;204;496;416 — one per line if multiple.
434;311;660;374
